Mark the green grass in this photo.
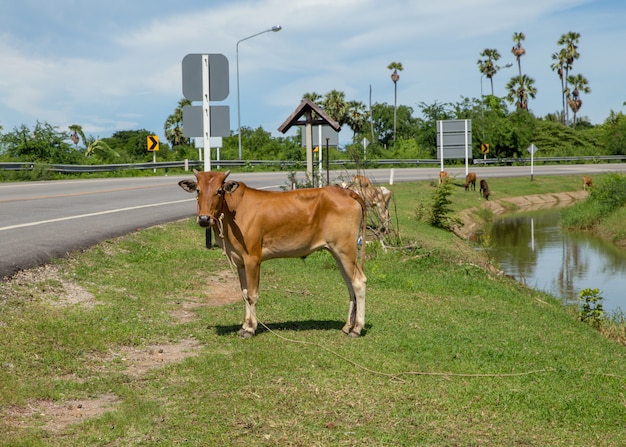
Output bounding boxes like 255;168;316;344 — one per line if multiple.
1;174;625;446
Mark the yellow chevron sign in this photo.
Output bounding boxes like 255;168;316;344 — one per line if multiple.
147;136;159;152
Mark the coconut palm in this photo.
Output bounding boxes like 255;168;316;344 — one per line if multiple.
550;50;568;125
387;61;403;141
506;74;537;110
164;98;192;147
511;32;526;78
566;73;591;128
477;49;502;96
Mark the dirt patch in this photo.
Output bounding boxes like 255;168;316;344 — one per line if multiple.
4;338;203;433
202;269;242;306
0;264;98;308
171;269;242;323
115;338;203;377
4;393;121;433
454;191;588;240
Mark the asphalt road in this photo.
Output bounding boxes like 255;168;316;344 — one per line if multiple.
1;164;624;279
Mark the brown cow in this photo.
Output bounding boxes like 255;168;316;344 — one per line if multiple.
438;171;449;185
583;176;593;191
343;183;393;233
179;170;367;338
353;174;371;188
479;179;490;200
465;172;477;191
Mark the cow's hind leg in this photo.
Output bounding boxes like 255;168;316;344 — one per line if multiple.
333;252;366;337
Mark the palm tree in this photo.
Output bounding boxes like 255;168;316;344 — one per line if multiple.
511;32;526;78
566;73;591;128
321;90;347;125
302;92;322;104
477;49;502;96
550;50;568;125
164;98;192;147
68;124;86;148
345;100;368;139
387;61;403;141
557;32;581;124
505;74;537;110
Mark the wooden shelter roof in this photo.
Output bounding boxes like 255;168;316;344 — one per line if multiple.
277;98;341;133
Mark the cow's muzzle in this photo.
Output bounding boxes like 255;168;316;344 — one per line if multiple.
197;215;213;227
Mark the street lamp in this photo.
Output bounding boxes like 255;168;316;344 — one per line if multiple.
236;25;282;159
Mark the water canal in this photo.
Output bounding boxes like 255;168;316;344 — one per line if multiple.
479;208;626;315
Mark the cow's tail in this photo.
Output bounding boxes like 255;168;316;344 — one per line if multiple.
356;193;367;269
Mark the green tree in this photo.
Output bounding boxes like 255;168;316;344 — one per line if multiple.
416;100;453;157
370;102;416;148
345;100;368;140
566;73;591;128
302;92;322;104
506;74;537;110
84;137;120;163
102;129;155;162
550;49;568;125
511;32;526;78
321;89;347;125
601;111;626;155
557;31;581;124
387;61;403;141
2;122;80;164
477;49;502;96
68;124;86;148
164;98;192;148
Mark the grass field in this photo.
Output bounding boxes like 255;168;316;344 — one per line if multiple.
1;174;625;446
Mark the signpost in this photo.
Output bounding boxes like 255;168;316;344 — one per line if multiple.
436;119;472;175
527;143;538;181
181;53;230;172
147;136;159;172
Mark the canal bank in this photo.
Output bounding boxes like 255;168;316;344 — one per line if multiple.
453;190;589;240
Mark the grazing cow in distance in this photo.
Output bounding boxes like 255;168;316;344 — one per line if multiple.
480;179;490;200
179;170;367;338
343;181;393;234
353;174;371;188
438;171;449;185
583;176;593;191
465;172;477;191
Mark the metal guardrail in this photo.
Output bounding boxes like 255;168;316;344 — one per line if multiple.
1;156;624;173
0;159;442;173
473;155;626;164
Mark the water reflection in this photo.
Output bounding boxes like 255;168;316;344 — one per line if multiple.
480;209;626;314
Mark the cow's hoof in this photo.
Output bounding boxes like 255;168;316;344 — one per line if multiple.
348;331;361;338
238;328;254;339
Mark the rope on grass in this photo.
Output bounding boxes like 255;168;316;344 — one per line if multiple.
256;321;571;383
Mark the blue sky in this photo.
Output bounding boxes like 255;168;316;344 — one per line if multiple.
0;0;624;148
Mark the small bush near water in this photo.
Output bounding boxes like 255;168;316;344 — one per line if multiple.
561;172;626;229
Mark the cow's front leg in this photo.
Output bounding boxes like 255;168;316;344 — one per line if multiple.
238;261;260;338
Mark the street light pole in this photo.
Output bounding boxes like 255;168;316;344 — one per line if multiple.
236;25;282;160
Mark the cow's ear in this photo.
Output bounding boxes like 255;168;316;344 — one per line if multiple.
178;179;197;193
223;181;239;194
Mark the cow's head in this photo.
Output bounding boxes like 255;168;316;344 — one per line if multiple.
178;169;232;227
